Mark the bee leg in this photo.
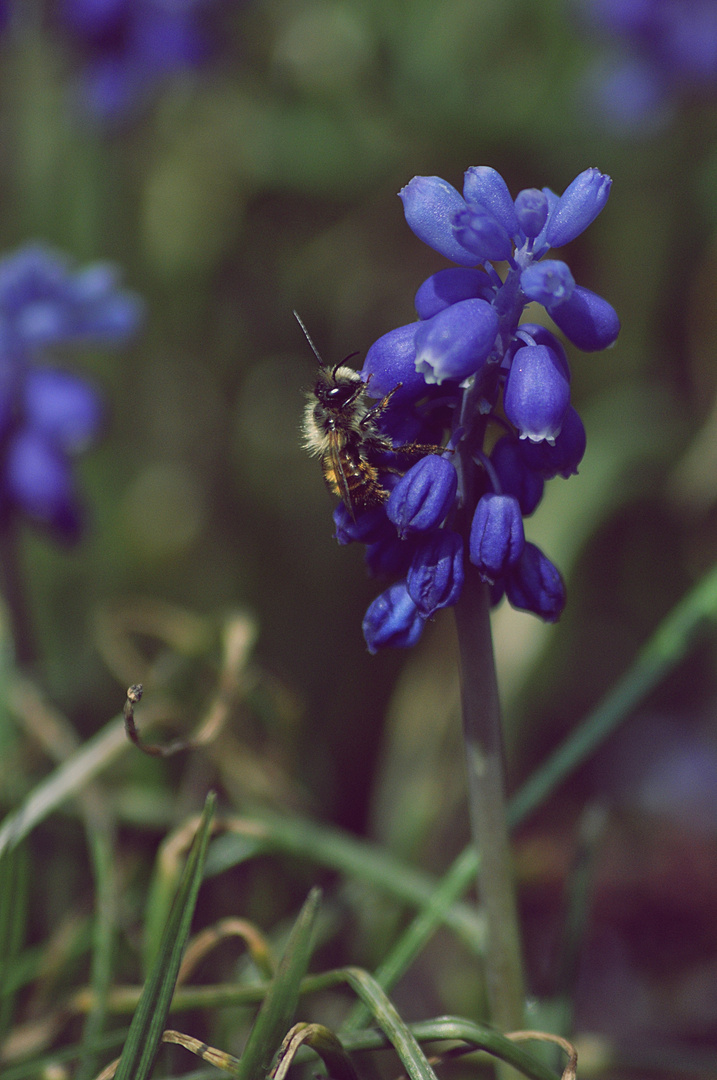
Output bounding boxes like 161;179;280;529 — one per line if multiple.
361;381;404;426
393;442;452;456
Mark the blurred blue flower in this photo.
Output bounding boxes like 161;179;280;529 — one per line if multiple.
0;242;142;541
55;0;228;124
575;0;717;133
310;166;618;650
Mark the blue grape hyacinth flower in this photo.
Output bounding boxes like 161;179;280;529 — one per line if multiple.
0;243;142;540
55;0;227;124
319;165;619;652
575;0;717;134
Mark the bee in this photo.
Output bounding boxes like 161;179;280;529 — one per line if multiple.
297;312;447;518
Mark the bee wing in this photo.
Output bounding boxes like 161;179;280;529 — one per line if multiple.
327;431;356;518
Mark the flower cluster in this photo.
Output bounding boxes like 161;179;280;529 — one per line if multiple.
575;0;717;133
54;0;227;124
0;243;142;540
332;166;619;652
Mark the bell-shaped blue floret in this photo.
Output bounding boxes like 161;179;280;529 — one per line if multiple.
548;285;620;351
363;580;425;653
463;166;520;238
469;493;525;581
399;177;478;266
505;541;566;622
414;298;499;386
414;268;493;320
515;322;570;381
519;406;586;478
545;168;612;248
23;368;103;453
452;206;513;263
490;435;544;516
386;455;457;538
520;260;575;308
407;529;464;616
504;344;570;444
6;428;81;539
514;188;549;239
362;322;427;404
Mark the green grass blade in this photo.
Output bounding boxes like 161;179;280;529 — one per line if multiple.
0;716;127;859
113;791;216;1080
508;561;717;826
340;967;439;1080
340;1016;561;1080
0;841;28;1042
76;820;116;1080
236;886;321;1080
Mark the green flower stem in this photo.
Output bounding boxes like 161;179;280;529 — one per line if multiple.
454;564;525;1033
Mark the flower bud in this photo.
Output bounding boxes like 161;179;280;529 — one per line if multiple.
469;493;525;580
519;406;586;478
76;291;145;343
386;455;457;537
490;435;544;515
545;168;612;248
399;176;478;266
6;429;81;539
407;530;464;615
414;298;499;385
520;260;575;307
515;323;570;381
453;206;513;263
505;542;566;622
23;368;103;452
362;322;426;404
463;166;520;237
514;188;549;238
414;268;492;320
363;581;425;653
17;300;69;346
504;344;570;443
548;285;620;351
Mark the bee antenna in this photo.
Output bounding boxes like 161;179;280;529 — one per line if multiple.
293;310;325;368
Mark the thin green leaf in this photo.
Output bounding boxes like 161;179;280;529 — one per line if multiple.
0;842;28;1042
236;887;321;1080
340;1016;560;1080
76;822;116;1080
113;791;216;1080
340;967;439;1080
0;716;128;859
